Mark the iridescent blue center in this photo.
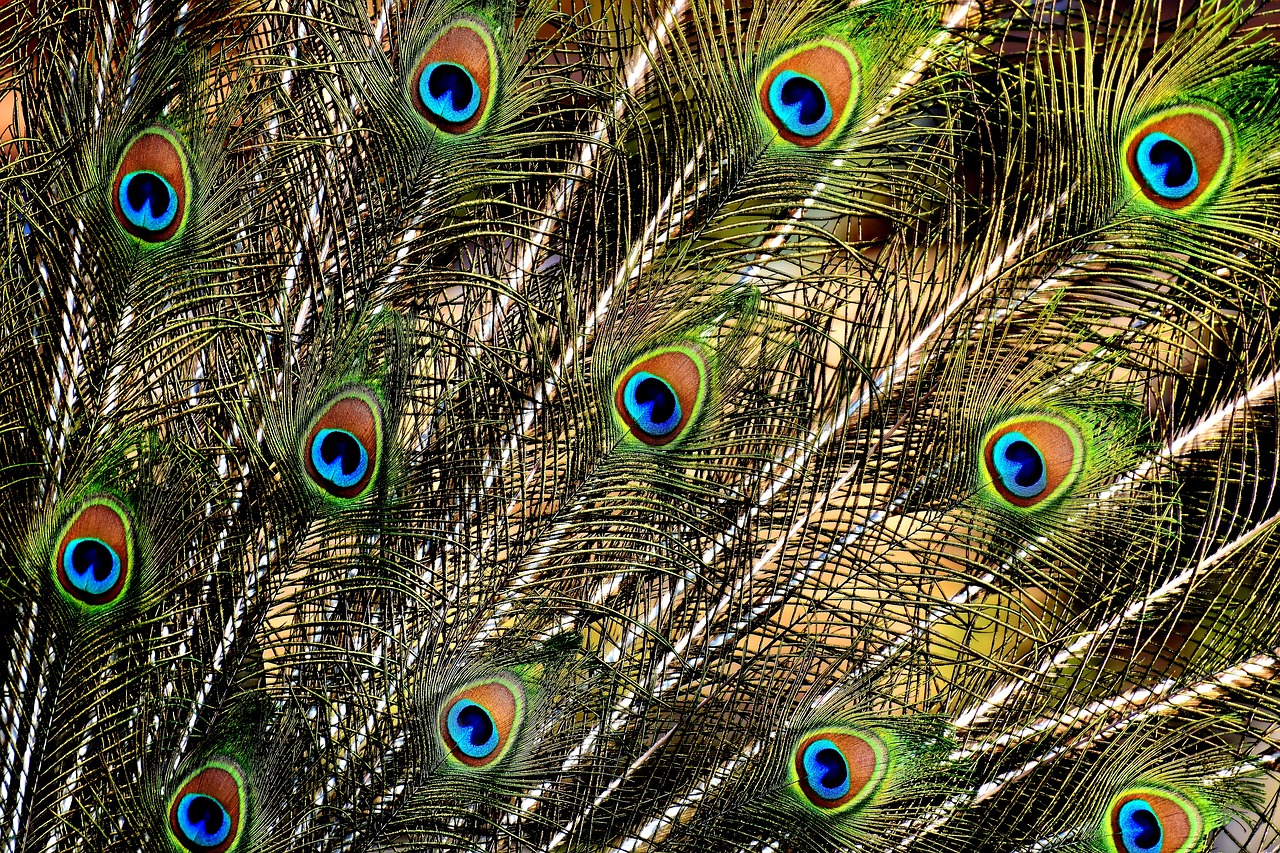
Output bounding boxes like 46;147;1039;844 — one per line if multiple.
119;170;178;232
992;432;1047;499
63;537;121;597
1118;799;1163;853
623;372;681;437
175;792;231;848
768;71;832;138
447;699;499;758
420;62;481;124
801;739;851;802
1136;132;1198;200
311;428;369;489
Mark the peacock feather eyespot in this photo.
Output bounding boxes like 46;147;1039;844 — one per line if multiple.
111;127;192;242
980;413;1085;511
411;18;497;134
613;345;708;447
301;388;383;500
52;497;133;608
438;675;525;769
1124;106;1231;212
758;40;859;147
167;760;246;853
1103;788;1205;853
788;728;888;814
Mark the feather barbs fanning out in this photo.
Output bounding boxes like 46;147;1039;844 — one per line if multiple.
3;1;1280;852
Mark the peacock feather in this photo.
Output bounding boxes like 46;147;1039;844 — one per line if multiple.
3;0;1280;851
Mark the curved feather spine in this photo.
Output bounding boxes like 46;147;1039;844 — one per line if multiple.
7;0;1280;850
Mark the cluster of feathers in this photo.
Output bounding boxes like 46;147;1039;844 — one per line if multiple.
5;0;1280;850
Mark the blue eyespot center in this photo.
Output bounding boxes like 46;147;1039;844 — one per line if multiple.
311;428;369;489
1136;132;1198;200
1118;799;1163;853
420;62;481;124
802;739;851;802
992;432;1047;499
447;699;499;758
176;793;231;848
119;170;178;232
623;372;682;437
768;71;832;137
63;537;121;596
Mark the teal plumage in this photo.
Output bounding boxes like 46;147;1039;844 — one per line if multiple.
3;0;1280;851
